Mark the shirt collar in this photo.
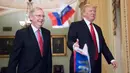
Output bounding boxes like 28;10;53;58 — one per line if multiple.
83;17;91;26
31;24;40;33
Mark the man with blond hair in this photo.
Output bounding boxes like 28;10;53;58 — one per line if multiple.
67;4;117;73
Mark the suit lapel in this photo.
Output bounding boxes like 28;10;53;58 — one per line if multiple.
81;20;93;41
82;20;100;47
41;28;47;56
28;25;41;55
28;25;39;46
93;24;101;50
81;20;98;65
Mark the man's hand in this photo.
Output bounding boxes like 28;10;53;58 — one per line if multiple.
111;60;118;69
73;39;82;54
73;39;79;48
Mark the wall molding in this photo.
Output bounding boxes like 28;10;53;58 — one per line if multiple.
120;0;130;72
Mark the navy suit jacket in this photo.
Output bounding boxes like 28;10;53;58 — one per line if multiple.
7;25;52;73
67;20;114;73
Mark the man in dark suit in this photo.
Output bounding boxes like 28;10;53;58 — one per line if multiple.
67;4;117;73
7;7;52;73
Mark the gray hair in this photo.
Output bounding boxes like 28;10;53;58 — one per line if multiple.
29;7;43;16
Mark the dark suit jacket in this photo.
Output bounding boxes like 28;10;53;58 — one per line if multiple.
67;20;114;73
7;25;52;73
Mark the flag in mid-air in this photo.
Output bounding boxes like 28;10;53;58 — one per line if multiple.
61;5;75;24
48;5;75;28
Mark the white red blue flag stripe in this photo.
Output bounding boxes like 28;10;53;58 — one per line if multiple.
48;5;75;28
61;5;75;24
48;12;62;26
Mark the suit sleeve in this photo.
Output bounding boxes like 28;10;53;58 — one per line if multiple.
47;31;52;73
67;22;78;51
100;28;114;64
7;30;23;73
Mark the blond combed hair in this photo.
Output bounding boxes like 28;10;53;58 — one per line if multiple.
81;4;97;16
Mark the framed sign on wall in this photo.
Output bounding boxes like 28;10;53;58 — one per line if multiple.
0;36;14;58
51;35;67;56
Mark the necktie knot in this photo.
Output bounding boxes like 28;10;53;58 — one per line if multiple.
37;29;40;32
90;23;92;25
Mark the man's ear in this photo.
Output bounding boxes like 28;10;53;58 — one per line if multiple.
29;16;33;21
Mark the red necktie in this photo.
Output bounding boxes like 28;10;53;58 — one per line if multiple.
90;23;98;60
37;29;43;56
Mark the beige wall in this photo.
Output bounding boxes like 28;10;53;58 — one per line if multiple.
1;0;130;73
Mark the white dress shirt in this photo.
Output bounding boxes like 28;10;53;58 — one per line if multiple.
31;24;43;41
83;18;100;53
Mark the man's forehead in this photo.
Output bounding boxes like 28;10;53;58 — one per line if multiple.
84;4;97;8
33;10;44;14
86;7;96;9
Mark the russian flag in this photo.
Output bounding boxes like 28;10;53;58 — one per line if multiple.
48;12;62;27
48;5;75;28
61;5;75;24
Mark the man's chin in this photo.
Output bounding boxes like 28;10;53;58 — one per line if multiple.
38;23;43;26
